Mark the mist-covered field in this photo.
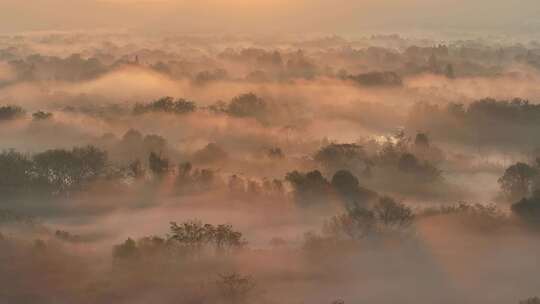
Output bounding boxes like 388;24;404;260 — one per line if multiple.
1;31;540;304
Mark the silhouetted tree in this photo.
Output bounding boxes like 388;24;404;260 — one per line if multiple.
133;97;196;115
512;196;540;226
169;221;245;255
148;152;170;177
398;153;441;181
499;162;538;201
325;196;414;239
194;69;228;84
315;143;371;175
286;170;331;207
193;143;228;164
420;202;505;228
373;196;415;230
0;150;33;197
324;207;376;239
348;71;402;86
227;93;266;118
211;224;246;253
169;220;212;253
143;134;167;154
122;129;143;144
113;238;139;260
0;105;25;121
331;170;377;210
32;146;107;195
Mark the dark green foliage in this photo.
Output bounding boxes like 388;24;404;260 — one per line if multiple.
122;129;143;144
348;71;402;86
113;221;246;263
331;170;377;210
118;129;170;164
373;196;415;229
208;100;228;114
357;132;445;187
408;98;540;149
113;236;169;262
315;143;366;162
136;236;168;257
194;69;228;84
33;146;107;194
227;93;266;118
467;98;540;124
0;146;107;197
420;202;508;232
0;105;25;120
324;207;377;239
324;196;414;240
498;162;538;201
174;166;221;194
512;196;540;226
113;238;139;260
169;221;245;253
148;152;170;177
397;153;441;181
315;143;372;176
211;224;245;252
143;134;167;153
421;202;504;219
286;170;331;207
193;143;229;164
209;92;268;122
169;221;213;249
133;96;196;115
0;150;33;197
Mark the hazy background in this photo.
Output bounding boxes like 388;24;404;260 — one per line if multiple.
1;0;539;36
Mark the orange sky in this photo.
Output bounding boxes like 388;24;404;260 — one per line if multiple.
0;0;538;34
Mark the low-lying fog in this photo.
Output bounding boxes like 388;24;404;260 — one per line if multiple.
1;32;540;304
